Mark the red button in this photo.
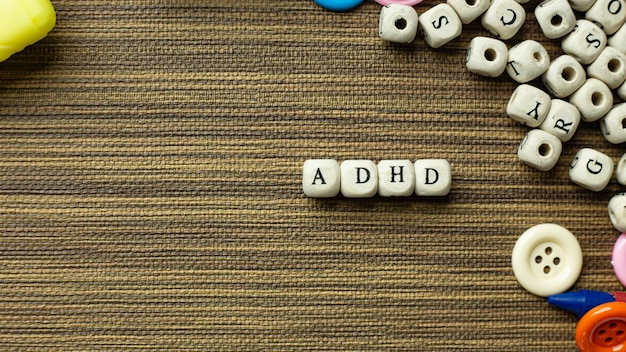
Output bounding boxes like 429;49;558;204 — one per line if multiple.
576;302;626;352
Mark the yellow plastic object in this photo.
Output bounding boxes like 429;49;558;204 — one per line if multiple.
0;0;56;62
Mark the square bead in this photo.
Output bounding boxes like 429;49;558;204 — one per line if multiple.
569;78;614;122
481;0;526;40
518;129;563;171
414;159;451;196
608;193;626;232
466;36;508;77
340;160;378;198
568;0;596;11
506;84;551;127
569;148;614;192
506;40;550;83
379;4;419;44
534;0;576;39
541;55;586;98
562;19;607;64
616;152;626;185
302;159;341;198
378;160;415;197
539;99;581;142
418;3;462;48
447;0;491;24
600;102;626;144
610;23;626;54
585;0;626;35
587;46;626;89
619;80;626;99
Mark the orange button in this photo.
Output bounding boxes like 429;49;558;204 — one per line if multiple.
576;302;626;352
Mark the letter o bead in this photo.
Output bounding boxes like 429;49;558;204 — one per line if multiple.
541;55;586;98
569;148;614;192
601;102;626;144
609;193;626;232
518;129;563;172
302;159;341;198
418;3;462;48
534;0;576;39
506;40;550;83
340;160;378;198
466;36;508;77
379;4;419;44
585;0;626;35
481;0;526;40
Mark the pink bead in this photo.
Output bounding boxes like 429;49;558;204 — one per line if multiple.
613;234;626;287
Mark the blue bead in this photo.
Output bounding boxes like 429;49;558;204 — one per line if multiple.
313;0;364;11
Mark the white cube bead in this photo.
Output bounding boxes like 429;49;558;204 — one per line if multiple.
569;78;614;122
377;160;415;197
419;3;462;48
616;152;626;185
601;102;626;144
340;160;378;198
562;20;607;64
541;55;586;98
587;46;626;89
540;99;581;142
609;193;626;232
481;0;526;40
506;84;551;127
379;4;419;44
569;0;596;11
303;159;341;198
447;0;492;24
585;0;626;35
518;129;563;171
610;23;626;54
506;40;550;83
619;80;626;99
535;0;577;39
569;148;614;192
414;159;452;196
466;36;508;77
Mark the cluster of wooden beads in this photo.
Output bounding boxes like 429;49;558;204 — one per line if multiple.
302;159;451;198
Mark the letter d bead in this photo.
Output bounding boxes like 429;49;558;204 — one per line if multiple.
340;160;378;198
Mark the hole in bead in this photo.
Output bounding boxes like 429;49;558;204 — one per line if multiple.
553;257;560;265
561;67;576;82
544;266;551;274
484;48;497;61
545;247;552;255
535;256;542;263
621;118;626;129
395;18;407;30
538;144;551;157
466;0;478;6
591;92;605;106
551;14;563;26
533;52;542;61
608;58;622;73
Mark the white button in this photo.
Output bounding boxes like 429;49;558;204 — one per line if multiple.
511;223;583;297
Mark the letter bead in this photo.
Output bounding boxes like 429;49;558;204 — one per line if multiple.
466;36;508;77
379;4;419;44
569;78;614;122
568;0;596;11
447;0;491;24
506;40;550;83
518;129;563;171
616;152;626;186
340;160;378;198
608;193;626;232
562;19;607;64
569;148;614;192
418;3;462;48
619;80;626;99
414;159;451;196
541;55;586;98
481;0;526;40
610;23;626;54
302;159;341;198
506;84;551;127
534;0;577;39
587;46;626;89
378;160;416;197
600;102;626;144
585;0;626;35
540;99;581;142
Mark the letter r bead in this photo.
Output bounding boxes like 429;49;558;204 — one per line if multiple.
414;159;452;196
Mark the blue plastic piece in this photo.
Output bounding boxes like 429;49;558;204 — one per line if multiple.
547;290;616;318
313;0;364;11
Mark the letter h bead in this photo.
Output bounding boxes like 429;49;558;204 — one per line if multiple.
378;160;415;197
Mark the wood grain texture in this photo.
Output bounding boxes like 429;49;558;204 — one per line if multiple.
0;0;624;350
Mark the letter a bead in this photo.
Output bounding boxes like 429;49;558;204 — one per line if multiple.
541;55;586;98
534;0;576;39
600;102;626;144
302;159;341;198
569;78;614;122
466;36;508;77
378;160;415;197
414;159;451;196
569;148;614;192
340;160;378;198
506;84;551;127
585;0;626;35
518;129;563;171
418;3;462;48
379;4;419;44
539;99;581;142
481;0;526;40
562;20;607;64
506;40;550;83
447;0;491;24
587;46;626;89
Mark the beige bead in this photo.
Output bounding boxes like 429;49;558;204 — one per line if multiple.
506;40;550;83
447;0;492;24
568;0;596;12
340;160;378;198
619;80;626;99
610;23;626;54
535;0;577;39
569;78;614;122
481;0;526;40
302;159;341;198
414;159;452;196
377;160;415;197
569;148;614;192
419;3;462;48
562;19;607;64
585;0;626;35
609;193;626;232
539;99;581;142
600;102;626;144
616;152;626;186
541;55;586;98
466;36;508;77
518;129;563;172
379;4;419;44
587;46;626;89
506;84;551;127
